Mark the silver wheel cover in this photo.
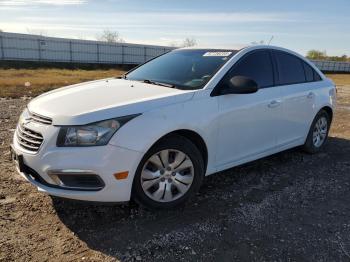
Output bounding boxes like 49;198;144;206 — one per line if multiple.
140;149;194;203
312;116;328;148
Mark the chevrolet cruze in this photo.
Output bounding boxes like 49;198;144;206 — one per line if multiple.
11;45;336;208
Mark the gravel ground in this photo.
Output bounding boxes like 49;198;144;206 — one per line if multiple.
1;86;350;261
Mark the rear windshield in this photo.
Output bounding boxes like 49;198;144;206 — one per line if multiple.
126;49;236;90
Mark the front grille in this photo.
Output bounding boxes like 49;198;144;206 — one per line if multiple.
29;111;52;125
16;124;44;152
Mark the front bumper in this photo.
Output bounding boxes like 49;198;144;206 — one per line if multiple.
11;131;144;202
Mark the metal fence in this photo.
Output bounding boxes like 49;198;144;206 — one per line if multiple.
311;60;350;73
0;32;174;64
1;32;350;72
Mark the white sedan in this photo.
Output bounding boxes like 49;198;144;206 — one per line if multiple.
11;45;336;209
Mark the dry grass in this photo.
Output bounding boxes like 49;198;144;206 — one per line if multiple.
325;74;350;86
0;68;126;98
0;69;349;98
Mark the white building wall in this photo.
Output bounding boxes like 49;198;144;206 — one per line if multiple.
0;32;173;64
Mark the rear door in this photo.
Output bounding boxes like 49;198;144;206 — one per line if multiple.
215;50;284;168
272;50;319;146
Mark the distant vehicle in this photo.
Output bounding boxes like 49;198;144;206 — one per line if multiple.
11;45;336;209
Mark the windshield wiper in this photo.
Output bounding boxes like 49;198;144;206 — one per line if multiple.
142;79;176;89
116;75;128;80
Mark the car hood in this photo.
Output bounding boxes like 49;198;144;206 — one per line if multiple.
28;78;195;125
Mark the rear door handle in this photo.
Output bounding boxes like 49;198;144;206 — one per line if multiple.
268;100;281;108
307;92;315;99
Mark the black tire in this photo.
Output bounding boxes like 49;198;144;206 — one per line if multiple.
132;134;204;209
302;110;331;154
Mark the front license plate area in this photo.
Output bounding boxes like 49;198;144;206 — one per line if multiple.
10;145;25;173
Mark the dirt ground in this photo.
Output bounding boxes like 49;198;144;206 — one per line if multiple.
1;85;350;261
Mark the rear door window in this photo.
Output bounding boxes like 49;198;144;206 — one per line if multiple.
274;51;306;85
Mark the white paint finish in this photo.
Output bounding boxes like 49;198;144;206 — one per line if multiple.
14;133;143;202
28;78;194;125
278;79;335;146
215;86;283;167
110;88;220;175
278;82;318;145
12;45;337;202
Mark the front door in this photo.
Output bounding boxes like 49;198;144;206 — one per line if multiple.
214;50;283;168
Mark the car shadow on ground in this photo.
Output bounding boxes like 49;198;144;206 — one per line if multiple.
52;136;350;260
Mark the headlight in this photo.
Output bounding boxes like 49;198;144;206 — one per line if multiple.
56;114;140;147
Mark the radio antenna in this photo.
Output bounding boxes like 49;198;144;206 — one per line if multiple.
268;36;274;45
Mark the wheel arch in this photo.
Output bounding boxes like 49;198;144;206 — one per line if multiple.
320;105;333;123
148;129;209;173
304;105;333;145
302;105;333;153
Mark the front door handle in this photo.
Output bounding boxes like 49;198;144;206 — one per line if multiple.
268;100;281;108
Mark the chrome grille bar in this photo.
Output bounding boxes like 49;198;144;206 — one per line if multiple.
17;124;43;140
16;124;44;152
29;111;52;125
16;132;42;145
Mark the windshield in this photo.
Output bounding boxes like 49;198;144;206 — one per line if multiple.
126;49;236;90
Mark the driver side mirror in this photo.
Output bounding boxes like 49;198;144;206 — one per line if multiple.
220;76;259;95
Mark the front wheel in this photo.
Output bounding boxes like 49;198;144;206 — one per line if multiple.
132;135;204;209
303;110;331;154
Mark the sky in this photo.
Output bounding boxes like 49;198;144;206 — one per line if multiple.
0;0;349;56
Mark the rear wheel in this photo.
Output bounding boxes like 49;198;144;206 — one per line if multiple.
132;135;204;209
303;110;331;154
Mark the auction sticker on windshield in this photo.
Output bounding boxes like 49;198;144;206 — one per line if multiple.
203;52;232;57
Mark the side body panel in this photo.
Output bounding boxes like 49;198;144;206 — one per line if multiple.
278;80;334;147
109;89;220;176
215;87;283;168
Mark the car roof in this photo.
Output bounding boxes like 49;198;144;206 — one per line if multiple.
177;45;295;54
176;45;310;62
177;46;242;52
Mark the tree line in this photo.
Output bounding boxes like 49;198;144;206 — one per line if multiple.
98;30;197;47
306;50;350;62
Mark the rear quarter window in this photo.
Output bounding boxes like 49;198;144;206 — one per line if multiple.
303;62;314;82
314;70;322;81
303;61;322;82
